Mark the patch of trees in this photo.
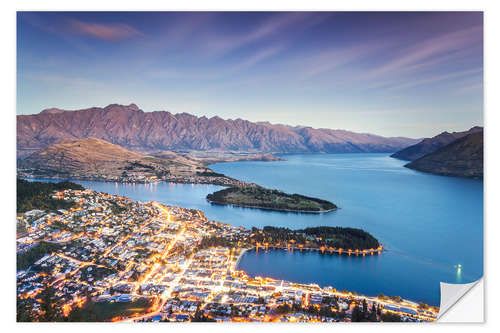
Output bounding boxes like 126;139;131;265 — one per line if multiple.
253;226;379;250
380;312;402;322
17;296;36;322
17;178;84;213
17;241;62;270
351;300;380;322
199;235;238;249
110;202;126;215
126;161;155;170
67;297;153;322
17;286;65;322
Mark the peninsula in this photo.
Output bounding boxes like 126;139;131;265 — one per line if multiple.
17;138;255;187
206;186;337;213
18;138;338;213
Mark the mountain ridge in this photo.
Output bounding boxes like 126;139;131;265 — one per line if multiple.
17;103;420;158
405;131;483;178
391;126;483;161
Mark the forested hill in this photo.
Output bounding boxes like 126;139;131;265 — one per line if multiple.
257;226;380;250
206;186;337;213
17;178;84;213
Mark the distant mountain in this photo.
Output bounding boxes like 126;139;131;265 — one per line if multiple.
391;126;483;161
17;103;420;158
17;137;205;181
405;131;483;178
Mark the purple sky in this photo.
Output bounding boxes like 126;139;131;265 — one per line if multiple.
17;12;483;138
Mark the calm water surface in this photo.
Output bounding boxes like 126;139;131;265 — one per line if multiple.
30;154;483;305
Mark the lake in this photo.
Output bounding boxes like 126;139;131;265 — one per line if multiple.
29;153;483;305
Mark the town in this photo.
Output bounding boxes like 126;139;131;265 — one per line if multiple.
17;189;438;322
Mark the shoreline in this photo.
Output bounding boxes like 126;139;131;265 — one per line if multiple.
235;247;436;309
18;183;438;319
234;247;250;270
243;245;384;257
18;175;234;186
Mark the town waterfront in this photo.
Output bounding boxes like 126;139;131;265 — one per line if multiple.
29;153;483;306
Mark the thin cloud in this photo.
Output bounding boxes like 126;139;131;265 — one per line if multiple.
148;45;284;82
24;72;104;88
295;42;387;79
384;68;483;91
231;45;284;71
202;12;315;56
68;19;143;41
367;25;482;79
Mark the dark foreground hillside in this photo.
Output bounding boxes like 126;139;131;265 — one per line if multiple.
405;132;483;178
391;126;483;161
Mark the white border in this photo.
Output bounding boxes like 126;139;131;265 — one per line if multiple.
2;1;498;332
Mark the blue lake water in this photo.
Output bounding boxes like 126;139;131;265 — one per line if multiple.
29;154;483;305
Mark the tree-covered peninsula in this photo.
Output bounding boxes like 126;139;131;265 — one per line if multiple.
206;186;337;213
257;226;380;250
200;225;380;251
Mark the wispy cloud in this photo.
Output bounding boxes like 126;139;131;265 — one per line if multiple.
68;19;143;41
367;25;482;79
201;12;316;56
298;43;386;79
384;68;483;91
24;72;104;88
231;45;284;71
148;45;284;82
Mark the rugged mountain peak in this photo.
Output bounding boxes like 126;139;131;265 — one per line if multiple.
39;108;66;115
17;104;421;158
469;126;484;132
104;103;141;112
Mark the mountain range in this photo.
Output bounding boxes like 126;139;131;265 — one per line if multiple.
17;103;420;158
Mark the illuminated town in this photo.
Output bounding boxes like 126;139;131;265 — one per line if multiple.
16;189;438;322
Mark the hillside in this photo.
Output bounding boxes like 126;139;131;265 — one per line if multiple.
17;178;84;213
17;103;419;157
405;132;483;178
17;137;249;186
391;126;483;161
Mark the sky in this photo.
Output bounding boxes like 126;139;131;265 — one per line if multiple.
16;11;483;138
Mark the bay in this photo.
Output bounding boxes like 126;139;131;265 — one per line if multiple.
28;153;483;305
